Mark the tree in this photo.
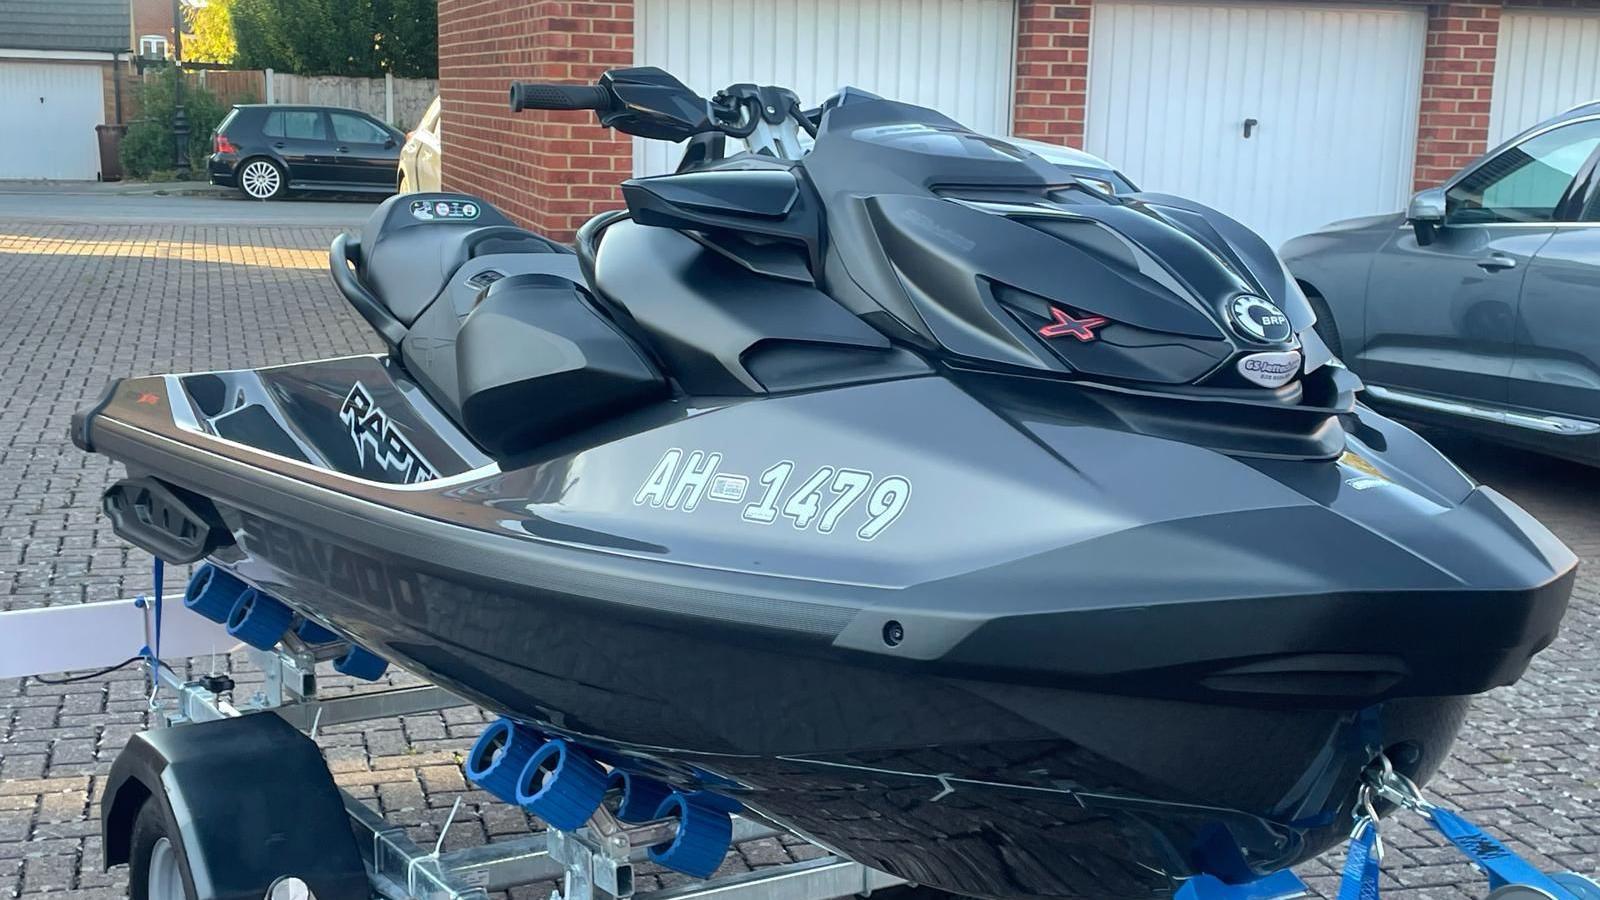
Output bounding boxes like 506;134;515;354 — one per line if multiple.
120;67;231;178
186;0;238;65
231;0;295;71
232;0;436;78
379;0;437;79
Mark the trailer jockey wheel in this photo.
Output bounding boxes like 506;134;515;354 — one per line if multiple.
128;800;197;900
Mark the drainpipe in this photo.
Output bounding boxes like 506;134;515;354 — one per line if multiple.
112;51;124;123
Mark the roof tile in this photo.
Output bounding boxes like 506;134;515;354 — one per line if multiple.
0;0;130;53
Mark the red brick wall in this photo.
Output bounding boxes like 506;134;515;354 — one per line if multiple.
438;0;634;240
433;0;1588;231
1012;0;1092;148
1414;1;1502;190
131;0;175;56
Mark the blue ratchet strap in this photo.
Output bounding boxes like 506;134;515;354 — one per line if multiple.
1423;806;1573;897
1338;819;1382;900
151;557;164;662
137;558;166;685
1346;759;1588;900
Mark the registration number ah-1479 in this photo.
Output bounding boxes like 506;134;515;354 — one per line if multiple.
633;448;911;541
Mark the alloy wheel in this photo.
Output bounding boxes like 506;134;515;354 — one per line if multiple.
240;161;282;200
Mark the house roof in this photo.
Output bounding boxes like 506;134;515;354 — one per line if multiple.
0;0;130;54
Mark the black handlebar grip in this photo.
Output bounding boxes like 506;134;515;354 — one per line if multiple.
509;82;611;112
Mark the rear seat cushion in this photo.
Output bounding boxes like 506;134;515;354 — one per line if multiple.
355;192;571;327
364;226;567;326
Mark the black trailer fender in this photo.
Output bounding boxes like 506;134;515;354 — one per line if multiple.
102;712;368;900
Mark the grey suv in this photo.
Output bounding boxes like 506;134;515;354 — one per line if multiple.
1282;102;1600;465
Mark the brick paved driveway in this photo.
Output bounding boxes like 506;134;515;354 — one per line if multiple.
0;214;1595;899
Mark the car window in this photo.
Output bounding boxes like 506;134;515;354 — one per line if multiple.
262;110;327;141
331;112;392;145
1448;119;1600;224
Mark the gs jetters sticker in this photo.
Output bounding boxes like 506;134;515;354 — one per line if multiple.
1236;350;1302;389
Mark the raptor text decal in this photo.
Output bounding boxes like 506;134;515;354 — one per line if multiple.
340;382;440;484
633;449;911;541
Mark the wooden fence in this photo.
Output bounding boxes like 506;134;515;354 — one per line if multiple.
117;69;435;129
117;69;264;123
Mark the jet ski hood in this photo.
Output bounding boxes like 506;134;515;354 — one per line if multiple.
802;97;1326;391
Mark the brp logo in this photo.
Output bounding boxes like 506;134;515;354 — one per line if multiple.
1228;295;1292;344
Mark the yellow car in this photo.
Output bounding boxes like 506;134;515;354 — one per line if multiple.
397;96;442;193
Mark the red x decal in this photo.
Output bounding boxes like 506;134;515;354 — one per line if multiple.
1038;308;1110;342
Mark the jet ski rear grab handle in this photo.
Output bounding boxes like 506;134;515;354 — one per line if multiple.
11;561;1595;900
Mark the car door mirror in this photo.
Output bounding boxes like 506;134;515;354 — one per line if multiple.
385;137;397;148
1407;186;1447;246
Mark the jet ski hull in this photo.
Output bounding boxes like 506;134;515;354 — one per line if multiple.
75;357;1576;899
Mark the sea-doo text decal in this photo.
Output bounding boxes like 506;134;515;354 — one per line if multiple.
340;382;440;484
633;449;911;541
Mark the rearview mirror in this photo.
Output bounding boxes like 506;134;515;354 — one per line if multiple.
1407;187;1446;246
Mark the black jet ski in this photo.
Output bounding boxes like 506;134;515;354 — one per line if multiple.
73;68;1576;899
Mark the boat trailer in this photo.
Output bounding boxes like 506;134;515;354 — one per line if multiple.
134;637;907;900
2;581;912;900
4;578;1598;900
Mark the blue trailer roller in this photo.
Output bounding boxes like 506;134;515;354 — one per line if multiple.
333;645;388;681
225;588;294;650
648;793;734;878
466;719;540;804
295;619;341;645
607;770;673;824
515;739;606;831
183;564;249;624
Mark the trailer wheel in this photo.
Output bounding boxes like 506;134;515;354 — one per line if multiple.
128;800;196;900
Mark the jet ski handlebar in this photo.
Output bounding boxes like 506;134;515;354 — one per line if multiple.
508;66;815;149
507;82;612;112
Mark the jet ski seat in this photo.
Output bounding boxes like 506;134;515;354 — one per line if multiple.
355;193;571;328
331;193;668;460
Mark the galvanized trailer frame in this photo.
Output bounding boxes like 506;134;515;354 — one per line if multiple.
3;593;905;900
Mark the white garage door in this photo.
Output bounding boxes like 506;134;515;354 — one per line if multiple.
634;0;1016;176
1489;10;1600;145
0;62;105;180
1085;2;1425;248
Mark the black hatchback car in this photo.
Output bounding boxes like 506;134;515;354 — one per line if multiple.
209;105;404;200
